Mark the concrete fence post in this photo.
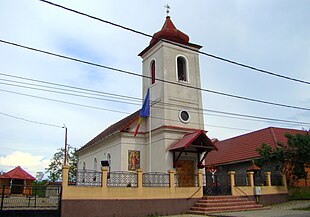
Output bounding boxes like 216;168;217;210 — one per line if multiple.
282;173;288;192
62;165;70;187
247;172;254;187
137;169;143;189
264;172;271;186
198;170;203;187
101;167;108;188
168;170;175;189
228;171;235;195
62;165;70;199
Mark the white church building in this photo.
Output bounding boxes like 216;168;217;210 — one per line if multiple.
76;15;217;177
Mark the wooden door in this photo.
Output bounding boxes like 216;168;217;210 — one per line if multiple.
176;160;195;187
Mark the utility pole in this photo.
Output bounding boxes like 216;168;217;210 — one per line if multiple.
63;125;68;166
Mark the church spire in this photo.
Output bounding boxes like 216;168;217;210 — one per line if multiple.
149;16;189;47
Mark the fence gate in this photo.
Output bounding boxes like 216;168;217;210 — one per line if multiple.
0;184;61;216
203;173;231;196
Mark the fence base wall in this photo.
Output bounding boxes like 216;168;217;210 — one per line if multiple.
61;198;199;217
258;193;289;205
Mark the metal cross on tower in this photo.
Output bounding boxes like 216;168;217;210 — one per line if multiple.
164;4;171;16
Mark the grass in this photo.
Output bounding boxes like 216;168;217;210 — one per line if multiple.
289;187;310;200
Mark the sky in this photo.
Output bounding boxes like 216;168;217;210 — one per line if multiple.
0;0;309;177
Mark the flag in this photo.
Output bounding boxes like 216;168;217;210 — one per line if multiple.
133;88;150;137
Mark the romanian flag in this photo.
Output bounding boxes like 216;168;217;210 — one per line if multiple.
133;88;150;137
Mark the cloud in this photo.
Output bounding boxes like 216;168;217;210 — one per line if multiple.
0;151;50;177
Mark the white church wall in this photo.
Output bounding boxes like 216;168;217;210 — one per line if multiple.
141;42;165;132
121;133;147;171
77;134;121;171
161;43;204;130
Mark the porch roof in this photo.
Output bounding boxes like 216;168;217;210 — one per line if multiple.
0;166;35;180
169;130;218;152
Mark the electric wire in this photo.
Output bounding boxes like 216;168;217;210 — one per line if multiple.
1;83;308;133
1;83;310;130
0;73;309;126
0;39;309;112
0;72;140;102
0;111;62;128
38;0;310;86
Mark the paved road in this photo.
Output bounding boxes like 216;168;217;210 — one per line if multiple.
166;200;310;217
215;209;310;217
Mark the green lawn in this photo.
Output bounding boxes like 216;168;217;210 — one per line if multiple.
289;187;310;200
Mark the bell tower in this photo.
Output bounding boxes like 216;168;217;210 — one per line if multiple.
139;15;204;131
138;15;204;172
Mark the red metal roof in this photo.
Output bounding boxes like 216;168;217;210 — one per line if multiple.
169;130;218;151
150;16;189;47
78;110;140;152
139;16;202;57
205;127;307;166
0;166;35;180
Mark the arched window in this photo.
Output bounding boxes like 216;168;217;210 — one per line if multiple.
177;56;187;82
107;153;111;167
151;60;156;84
94;158;97;171
83;162;86;170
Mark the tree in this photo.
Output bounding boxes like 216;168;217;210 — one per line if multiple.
46;145;77;182
256;132;310;185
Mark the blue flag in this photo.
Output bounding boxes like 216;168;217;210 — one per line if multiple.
140;88;150;117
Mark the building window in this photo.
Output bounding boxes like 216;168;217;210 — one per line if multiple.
83;162;86;170
179;109;190;123
177;56;187;82
150;60;156;84
94;158;97;171
107;153;111;167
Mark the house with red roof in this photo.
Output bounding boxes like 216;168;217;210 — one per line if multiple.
205;127;308;185
76;15;217;182
0;166;35;195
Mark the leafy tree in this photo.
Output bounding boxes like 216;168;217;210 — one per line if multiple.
45;145;77;182
256;132;310;185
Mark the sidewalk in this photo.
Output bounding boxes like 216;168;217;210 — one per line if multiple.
165;200;310;217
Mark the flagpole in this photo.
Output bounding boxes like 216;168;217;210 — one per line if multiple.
149;86;152;172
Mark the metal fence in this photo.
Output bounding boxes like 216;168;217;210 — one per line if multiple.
107;171;137;187
254;174;266;186
142;172;170;187
203;173;231;195
0;185;61;211
73;170;205;188
271;174;283;186
75;170;102;186
235;173;249;186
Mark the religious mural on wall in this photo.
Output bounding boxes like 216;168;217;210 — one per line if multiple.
128;150;140;171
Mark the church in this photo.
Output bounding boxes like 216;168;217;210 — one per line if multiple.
76;14;217;176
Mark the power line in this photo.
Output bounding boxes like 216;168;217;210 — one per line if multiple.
38;0;310;86
0;88;131;115
0;74;309;126
1;79;310;128
0;80;140;106
0;39;309;112
0;88;251;132
0;72;140;102
0;111;62;128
